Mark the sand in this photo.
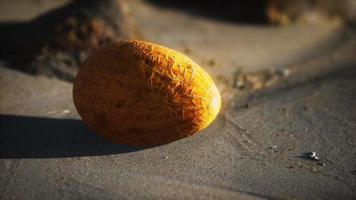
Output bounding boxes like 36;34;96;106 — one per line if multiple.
0;0;356;199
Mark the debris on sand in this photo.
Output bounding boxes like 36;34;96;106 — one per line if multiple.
276;68;291;77
233;71;276;90
311;167;319;173
207;59;216;67
269;145;278;152
46;109;71;116
183;47;192;54
62;109;71;114
307;152;320;161
233;68;291;91
297;162;304;168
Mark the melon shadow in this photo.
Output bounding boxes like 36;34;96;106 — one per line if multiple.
0;114;144;159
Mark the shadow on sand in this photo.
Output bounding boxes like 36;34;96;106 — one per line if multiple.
0;114;144;159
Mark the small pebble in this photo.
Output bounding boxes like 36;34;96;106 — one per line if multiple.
62;109;71;114
276;68;291;77
269;145;278;150
311;167;318;173
269;145;279;152
297;162;304;168
183;47;191;54
241;127;248;131
235;79;245;89
307;152;320;161
208;59;216;67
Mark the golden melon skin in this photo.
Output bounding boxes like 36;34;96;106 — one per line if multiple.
73;40;221;146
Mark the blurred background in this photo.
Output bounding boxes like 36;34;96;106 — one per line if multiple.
1;0;356;199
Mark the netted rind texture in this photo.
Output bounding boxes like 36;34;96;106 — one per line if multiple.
73;40;221;146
